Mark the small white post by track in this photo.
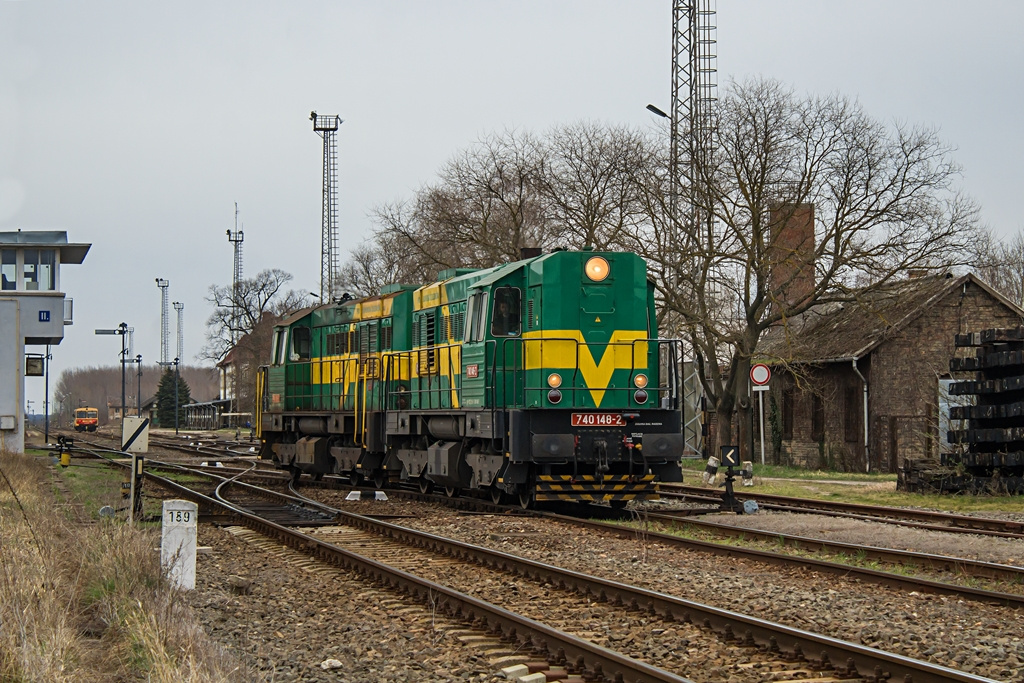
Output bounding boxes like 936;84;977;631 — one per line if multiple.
161;499;197;590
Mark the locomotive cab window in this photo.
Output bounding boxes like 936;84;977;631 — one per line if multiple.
291;326;311;361
490;287;522;337
465;292;489;342
272;329;287;365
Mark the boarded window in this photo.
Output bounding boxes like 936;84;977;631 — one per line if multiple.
810;394;824;442
844;386;860;442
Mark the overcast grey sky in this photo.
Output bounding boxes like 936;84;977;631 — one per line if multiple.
4;0;1022;412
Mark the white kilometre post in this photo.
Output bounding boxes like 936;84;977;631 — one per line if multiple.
161;499;198;590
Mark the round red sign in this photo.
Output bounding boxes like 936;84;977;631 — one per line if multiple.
750;363;771;386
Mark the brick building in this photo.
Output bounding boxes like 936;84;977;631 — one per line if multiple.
757;273;1023;472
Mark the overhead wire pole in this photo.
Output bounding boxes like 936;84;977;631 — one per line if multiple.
310;111;342;304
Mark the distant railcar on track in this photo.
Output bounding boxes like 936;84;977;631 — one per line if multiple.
256;249;684;507
73;407;99;432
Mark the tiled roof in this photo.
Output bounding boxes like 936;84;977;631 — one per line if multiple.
758;273;1021;363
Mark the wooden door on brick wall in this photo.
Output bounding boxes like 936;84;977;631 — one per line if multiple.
874;415;932;474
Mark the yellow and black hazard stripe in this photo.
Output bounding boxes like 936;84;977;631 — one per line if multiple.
533;474;660;502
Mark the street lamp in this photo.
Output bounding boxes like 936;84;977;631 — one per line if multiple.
95;322;129;437
43;345;52;443
135;354;143;417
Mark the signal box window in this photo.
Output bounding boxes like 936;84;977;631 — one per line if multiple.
1;250;14;291
490;287;522;337
23;249;55;291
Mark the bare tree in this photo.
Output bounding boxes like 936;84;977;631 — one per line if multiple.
536;121;653;251
644;77;980;454
202;269;310;362
352;124;659;279
203;268;311;415
972;227;1024;308
358;129;554;275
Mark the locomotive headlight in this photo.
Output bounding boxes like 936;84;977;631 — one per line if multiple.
633;389;649;404
547;373;562;388
547;389;562;404
584;256;610;282
633;374;648;388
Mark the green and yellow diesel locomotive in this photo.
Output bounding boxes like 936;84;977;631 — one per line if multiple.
256;248;684;507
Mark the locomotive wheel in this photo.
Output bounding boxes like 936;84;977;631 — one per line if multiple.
444;486;460;498
349;471;362;487
313;472;324;482
517;487;533;510
418;478;432;494
373;471;386;489
490;487;504;505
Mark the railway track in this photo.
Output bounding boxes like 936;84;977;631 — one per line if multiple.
659;482;1024;539
55;436;1024;602
135;463;1003;682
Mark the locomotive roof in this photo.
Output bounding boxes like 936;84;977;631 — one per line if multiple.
411;249;635;311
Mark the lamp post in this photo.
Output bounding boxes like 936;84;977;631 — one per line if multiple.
95;322;129;439
173;357;180;435
44;344;52;443
135;355;143;417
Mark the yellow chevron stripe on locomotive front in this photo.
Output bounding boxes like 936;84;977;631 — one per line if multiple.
522;330;649;407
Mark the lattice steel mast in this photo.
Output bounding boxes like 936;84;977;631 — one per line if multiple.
668;0;717;457
310;111;342;303
173;302;184;365
669;0;717;242
155;278;170;366
226;203;244;347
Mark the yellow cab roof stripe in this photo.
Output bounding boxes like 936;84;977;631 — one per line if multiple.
350;294;395;321
413;281;450;311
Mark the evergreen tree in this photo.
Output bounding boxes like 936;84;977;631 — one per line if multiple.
156;368;191;429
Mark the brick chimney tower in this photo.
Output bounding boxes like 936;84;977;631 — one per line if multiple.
768;203;815;310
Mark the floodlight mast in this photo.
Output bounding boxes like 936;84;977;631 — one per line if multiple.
155;278;170;365
310;111;343;304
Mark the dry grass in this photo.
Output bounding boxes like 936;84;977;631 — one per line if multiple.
0;449;247;682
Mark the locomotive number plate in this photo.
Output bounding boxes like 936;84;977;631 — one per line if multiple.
571;413;625;427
